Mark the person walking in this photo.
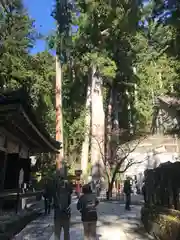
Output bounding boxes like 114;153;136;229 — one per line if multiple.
142;181;147;203
77;184;99;240
123;177;132;211
52;170;73;240
75;180;81;199
43;177;52;215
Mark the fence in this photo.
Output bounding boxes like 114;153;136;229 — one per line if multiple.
0;190;43;213
144;161;180;209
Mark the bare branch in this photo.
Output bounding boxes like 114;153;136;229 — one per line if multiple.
91;134;112;179
119;159;144;174
91;129;147;187
91;135;105;161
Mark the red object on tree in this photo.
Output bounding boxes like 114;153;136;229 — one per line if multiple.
76;181;80;193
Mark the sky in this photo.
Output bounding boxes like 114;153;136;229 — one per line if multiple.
23;0;55;54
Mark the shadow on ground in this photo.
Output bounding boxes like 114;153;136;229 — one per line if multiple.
13;201;153;240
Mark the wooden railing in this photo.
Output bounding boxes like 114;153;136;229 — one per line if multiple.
0;189;43;199
0;189;43;213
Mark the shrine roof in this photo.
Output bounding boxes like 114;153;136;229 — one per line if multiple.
0;88;61;153
158;96;180;110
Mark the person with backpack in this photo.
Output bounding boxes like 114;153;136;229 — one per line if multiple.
142;181;147;203
77;184;99;240
123;176;132;210
52;170;73;240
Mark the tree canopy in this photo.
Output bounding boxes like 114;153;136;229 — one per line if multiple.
2;0;180;176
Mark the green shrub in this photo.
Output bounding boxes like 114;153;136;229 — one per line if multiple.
141;206;180;240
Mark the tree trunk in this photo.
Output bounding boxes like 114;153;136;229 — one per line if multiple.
55;55;63;170
107;181;113;200
91;67;105;181
81;74;91;177
107;167;119;200
113;89;120;131
105;88;113;164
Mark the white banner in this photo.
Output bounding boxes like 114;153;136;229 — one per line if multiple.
19;168;24;186
19;146;29;159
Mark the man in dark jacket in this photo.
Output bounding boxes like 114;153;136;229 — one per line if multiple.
52;170;73;240
43;178;52;215
77;184;99;240
123;177;132;210
142;181;147;203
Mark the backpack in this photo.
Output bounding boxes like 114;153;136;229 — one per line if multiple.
54;179;71;216
124;180;131;194
81;195;97;221
43;183;51;199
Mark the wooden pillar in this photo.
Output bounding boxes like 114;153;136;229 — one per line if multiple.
0;135;7;192
0;135;7;212
0;152;7;191
0;152;7;212
16;153;21;213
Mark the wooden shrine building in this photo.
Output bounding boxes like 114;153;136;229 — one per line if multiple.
0;88;61;194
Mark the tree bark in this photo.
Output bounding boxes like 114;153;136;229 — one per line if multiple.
105;88;113;164
113;88;120;131
81;73;91;177
107;168;118;200
91;67;105;181
55;56;63;170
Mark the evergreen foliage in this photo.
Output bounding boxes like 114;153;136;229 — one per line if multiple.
2;0;180;175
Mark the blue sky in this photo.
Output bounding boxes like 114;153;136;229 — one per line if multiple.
24;0;55;54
